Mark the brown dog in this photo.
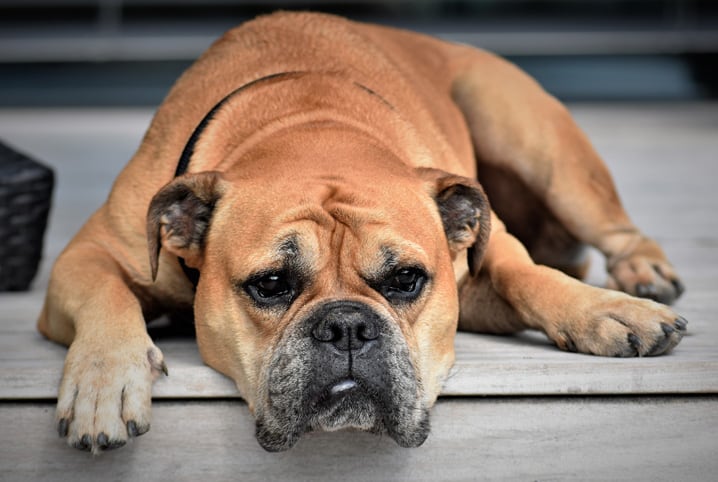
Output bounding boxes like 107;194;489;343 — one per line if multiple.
38;12;686;453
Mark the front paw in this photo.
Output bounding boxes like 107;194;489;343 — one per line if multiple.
56;335;167;453
552;290;687;357
606;237;684;304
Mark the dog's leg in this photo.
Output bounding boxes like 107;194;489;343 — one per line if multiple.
451;52;684;304
459;213;686;356
476;163;592;281
38;237;166;453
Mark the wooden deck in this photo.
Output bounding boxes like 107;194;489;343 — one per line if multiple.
1;104;717;480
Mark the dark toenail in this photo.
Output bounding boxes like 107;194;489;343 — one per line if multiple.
627;334;641;355
671;279;685;297
105;439;126;450
73;440;91;451
73;434;92;451
97;432;109;449
127;420;149;437
661;323;675;336
58;418;69;438
97;432;125;451
674;316;688;331
636;284;658;298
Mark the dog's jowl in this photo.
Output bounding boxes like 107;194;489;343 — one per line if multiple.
39;12;687;454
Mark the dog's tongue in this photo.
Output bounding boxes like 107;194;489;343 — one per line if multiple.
329;379;357;397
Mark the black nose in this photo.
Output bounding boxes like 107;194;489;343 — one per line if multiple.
311;301;380;351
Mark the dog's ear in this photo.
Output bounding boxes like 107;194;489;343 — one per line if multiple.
417;168;491;276
146;171;226;281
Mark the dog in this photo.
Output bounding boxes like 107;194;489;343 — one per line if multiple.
38;12;687;454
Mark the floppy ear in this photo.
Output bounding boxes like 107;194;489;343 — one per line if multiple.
146;171;226;281
417;168;491;276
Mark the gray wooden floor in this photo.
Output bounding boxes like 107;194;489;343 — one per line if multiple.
1;104;717;480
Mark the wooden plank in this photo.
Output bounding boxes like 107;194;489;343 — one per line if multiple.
0;397;716;481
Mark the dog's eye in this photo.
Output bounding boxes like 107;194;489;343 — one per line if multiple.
390;268;419;292
243;271;295;307
255;274;289;298
380;267;427;303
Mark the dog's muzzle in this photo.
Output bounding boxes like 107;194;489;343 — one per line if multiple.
255;300;430;451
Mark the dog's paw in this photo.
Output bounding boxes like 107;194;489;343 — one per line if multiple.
552;290;687;357
606;236;684;305
56;335;167;454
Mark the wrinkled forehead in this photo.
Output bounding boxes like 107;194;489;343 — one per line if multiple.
214;178;443;277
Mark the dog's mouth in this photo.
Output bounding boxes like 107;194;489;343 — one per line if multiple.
255;376;430;452
253;301;430;452
308;378;383;433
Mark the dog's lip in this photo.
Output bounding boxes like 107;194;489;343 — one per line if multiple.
314;378;360;409
329;378;358;397
311;377;364;413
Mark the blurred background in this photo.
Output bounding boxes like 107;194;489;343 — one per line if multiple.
1;0;717;106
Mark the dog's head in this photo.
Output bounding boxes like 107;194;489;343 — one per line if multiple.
147;127;489;450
